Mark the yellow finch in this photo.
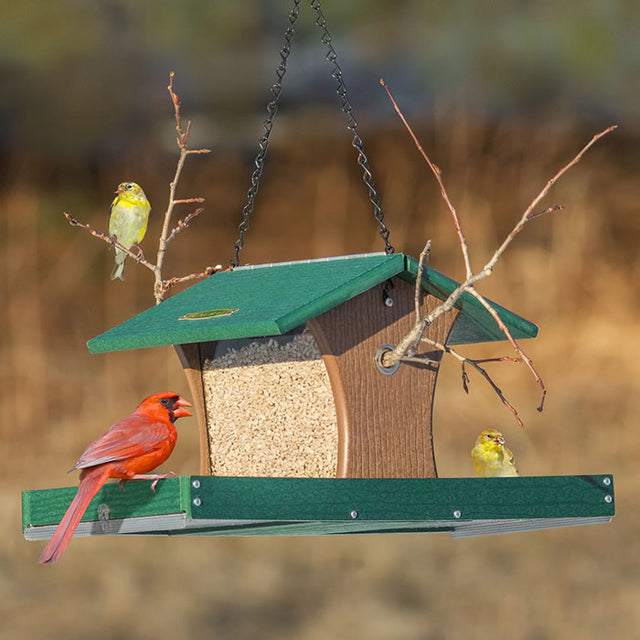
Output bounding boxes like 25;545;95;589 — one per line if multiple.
108;182;151;281
472;428;519;477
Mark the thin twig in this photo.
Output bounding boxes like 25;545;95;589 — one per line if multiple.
154;72;211;303
526;204;563;222
414;240;431;322
469;356;522;365
160;267;218;297
422;336;525;429
467;287;547;412
380;78;616;428
483;125;617;276
165;208;205;246
63;212;157;273
64;72;214;305
381;78;473;279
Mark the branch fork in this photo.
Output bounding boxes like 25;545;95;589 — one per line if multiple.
380;77;616;428
65;72;214;304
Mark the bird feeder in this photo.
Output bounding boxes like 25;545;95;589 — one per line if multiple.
21;0;615;546
23;252;615;542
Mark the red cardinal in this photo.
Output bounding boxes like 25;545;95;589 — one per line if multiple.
39;391;191;564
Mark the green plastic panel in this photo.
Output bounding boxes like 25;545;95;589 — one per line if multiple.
185;475;612;521
403;256;539;345
87;253;537;354
88;253;404;353
22;476;192;527
23;475;614;540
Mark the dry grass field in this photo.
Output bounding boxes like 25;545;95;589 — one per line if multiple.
2;113;639;639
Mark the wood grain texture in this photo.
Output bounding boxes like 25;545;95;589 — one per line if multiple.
309;278;458;479
174;342;217;475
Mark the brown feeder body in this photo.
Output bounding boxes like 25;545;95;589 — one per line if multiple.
24;254;614;542
310;281;457;478
177;278;457;479
87;252;539;480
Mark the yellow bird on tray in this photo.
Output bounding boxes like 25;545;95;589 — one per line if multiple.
472;428;519;477
108;181;151;281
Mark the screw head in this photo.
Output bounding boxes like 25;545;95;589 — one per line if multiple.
453;509;462;519
384;296;394;307
192;479;201;489
350;510;359;519
193;497;202;507
604;495;613;504
602;477;611;486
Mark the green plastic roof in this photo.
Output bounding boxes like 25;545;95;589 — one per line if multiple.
88;253;538;354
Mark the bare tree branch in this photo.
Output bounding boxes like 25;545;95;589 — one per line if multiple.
381;79;473;279
160;266;220;297
64;72;214;304
414;240;431;321
467;287;546;412
379;77;616;428
165;207;205;246
482;125;616;277
63;212;156;273
154;72;212;303
421;336;525;428
173;198;205;204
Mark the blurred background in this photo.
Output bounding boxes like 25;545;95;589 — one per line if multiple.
2;1;640;638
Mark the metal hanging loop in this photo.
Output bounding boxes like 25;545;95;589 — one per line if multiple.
231;0;394;267
231;0;301;268
308;0;394;255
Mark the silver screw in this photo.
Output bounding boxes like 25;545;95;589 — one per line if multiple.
604;495;613;504
192;479;201;489
453;510;462;519
602;477;611;486
384;296;394;307
350;510;359;519
193;497;202;507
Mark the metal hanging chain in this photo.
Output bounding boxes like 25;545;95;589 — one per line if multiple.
231;0;394;267
309;0;394;255
231;0;301;268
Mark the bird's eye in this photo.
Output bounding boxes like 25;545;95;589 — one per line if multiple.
125;184;133;190
160;397;172;407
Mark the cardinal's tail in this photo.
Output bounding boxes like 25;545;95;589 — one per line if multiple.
39;466;110;564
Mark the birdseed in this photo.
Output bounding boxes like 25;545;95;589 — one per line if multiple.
202;329;338;477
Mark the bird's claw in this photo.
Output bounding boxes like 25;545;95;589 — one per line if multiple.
150;471;176;492
131;242;145;259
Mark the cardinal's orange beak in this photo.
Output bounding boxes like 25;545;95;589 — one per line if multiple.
173;397;192;418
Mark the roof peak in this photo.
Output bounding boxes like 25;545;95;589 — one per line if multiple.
87;252;537;354
233;251;390;271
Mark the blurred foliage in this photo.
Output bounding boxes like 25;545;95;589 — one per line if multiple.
0;0;639;173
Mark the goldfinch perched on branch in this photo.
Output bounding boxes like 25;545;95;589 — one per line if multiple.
472;428;519;477
108;181;151;280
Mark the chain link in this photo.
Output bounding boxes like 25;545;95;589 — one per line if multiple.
308;0;394;255
231;0;394;267
231;1;301;268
